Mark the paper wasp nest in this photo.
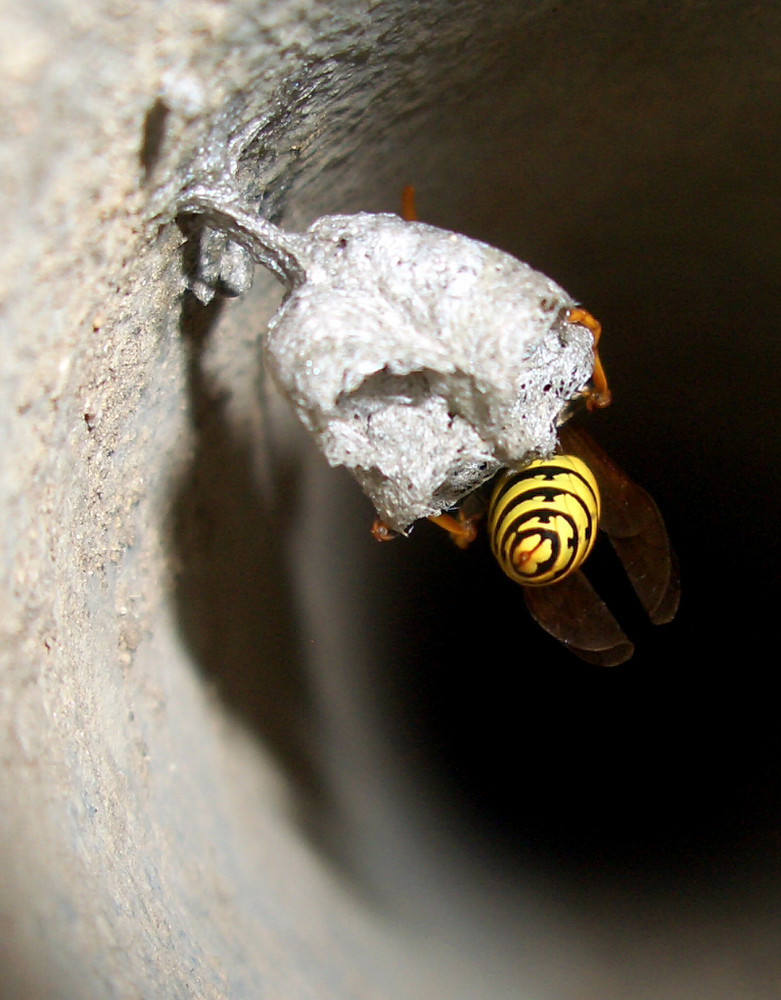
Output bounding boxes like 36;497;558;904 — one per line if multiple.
178;191;595;532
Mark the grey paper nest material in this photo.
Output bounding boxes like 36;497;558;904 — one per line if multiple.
178;193;595;532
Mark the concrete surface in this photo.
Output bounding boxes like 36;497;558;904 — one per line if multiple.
2;1;780;998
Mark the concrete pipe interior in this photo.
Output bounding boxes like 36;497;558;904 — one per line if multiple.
2;1;780;997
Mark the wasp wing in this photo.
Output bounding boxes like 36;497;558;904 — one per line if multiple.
559;424;681;625
523;571;635;667
607;508;681;624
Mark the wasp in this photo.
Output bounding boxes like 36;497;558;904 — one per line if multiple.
488;424;679;665
410;420;680;667
373;188;680;667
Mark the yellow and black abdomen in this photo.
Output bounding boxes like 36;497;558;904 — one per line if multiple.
488;456;601;586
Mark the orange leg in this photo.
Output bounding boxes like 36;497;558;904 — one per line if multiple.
372;510;479;549
401;184;417;222
567;307;612;410
427;511;479;550
371;518;398;542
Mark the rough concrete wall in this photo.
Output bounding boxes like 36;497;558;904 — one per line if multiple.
1;3;478;997
2;1;781;999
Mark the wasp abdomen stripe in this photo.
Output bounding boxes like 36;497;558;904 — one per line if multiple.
488;456;601;586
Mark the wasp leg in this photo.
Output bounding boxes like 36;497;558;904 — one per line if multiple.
567;307;612;411
372;510;478;549
371;519;399;542
401;184;417;222
427;511;479;550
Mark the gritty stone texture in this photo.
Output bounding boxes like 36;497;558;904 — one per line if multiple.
1;2;464;997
